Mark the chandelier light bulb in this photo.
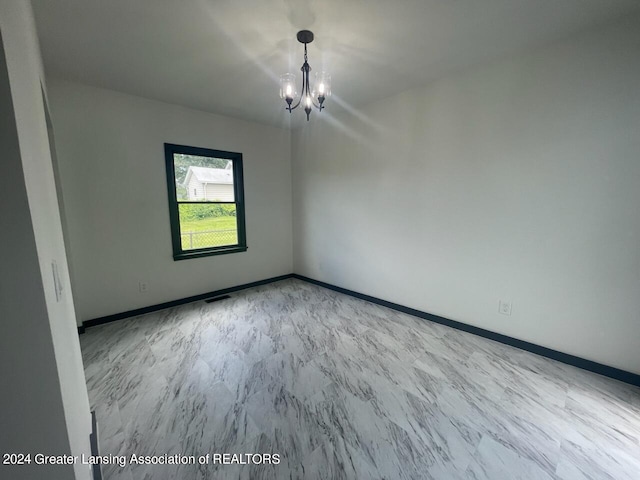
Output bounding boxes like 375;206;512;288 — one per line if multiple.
314;72;331;100
279;73;296;102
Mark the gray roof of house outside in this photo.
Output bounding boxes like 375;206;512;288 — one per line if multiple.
186;166;233;185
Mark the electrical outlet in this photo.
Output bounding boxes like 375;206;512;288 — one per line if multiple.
139;281;149;293
498;300;512;316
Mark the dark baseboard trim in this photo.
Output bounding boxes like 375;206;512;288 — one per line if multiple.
79;274;293;332
205;294;231;303
76;270;639;387
292;274;640;387
89;411;102;480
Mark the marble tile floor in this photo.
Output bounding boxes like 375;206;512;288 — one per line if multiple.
80;278;640;480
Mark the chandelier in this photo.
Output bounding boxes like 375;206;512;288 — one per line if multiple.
279;30;331;121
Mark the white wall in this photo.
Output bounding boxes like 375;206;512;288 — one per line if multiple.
292;14;640;374
0;1;92;479
202;183;234;202
48;80;293;323
186;174;204;200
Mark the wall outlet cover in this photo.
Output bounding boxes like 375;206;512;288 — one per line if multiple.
499;300;512;316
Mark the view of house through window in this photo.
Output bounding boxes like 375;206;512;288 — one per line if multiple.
165;144;247;260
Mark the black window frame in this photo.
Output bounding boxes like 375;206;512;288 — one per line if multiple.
164;143;247;261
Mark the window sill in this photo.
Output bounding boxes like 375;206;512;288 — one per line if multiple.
173;245;248;261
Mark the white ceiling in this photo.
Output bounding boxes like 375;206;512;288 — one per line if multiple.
32;0;640;128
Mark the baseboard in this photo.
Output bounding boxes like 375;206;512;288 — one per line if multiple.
79;274;293;332
76;271;639;387
292;274;640;387
205;294;231;303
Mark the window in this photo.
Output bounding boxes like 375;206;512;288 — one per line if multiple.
164;143;247;260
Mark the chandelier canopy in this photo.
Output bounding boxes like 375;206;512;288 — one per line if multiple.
279;30;331;121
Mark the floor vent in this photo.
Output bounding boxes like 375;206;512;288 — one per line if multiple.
205;295;231;303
